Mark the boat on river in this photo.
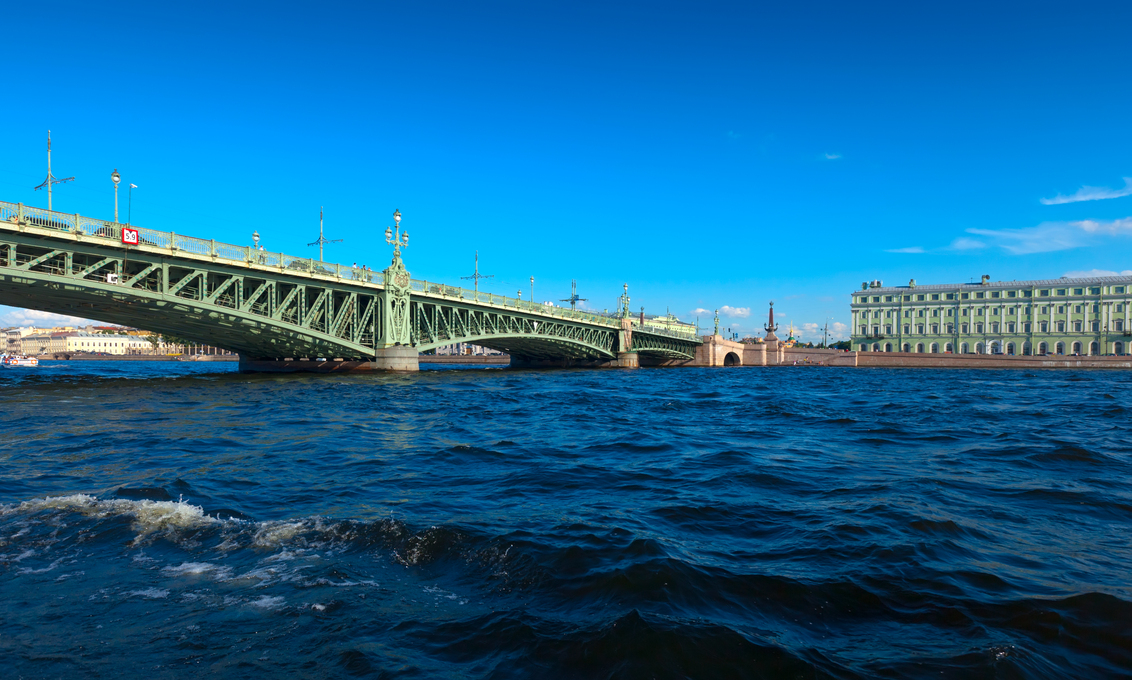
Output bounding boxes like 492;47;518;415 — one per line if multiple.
1;354;39;368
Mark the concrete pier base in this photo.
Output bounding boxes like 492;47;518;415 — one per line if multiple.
615;352;639;368
238;346;419;373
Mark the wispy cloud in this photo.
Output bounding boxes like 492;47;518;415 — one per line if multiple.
1072;217;1132;234
1041;177;1132;205
690;307;712;316
965;223;1089;255
0;306;98;328
885;246;924;254
947;237;987;251
1063;269;1132;278
824;153;841;160
719;305;750;318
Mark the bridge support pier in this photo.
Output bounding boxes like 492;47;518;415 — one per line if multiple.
371;345;419;371
614;352;639;368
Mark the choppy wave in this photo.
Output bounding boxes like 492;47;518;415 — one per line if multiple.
2;364;1132;677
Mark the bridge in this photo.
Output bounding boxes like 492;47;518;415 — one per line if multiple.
0;201;702;371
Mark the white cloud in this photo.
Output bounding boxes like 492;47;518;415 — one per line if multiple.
690;308;712;316
0;306;99;328
1063;269;1132;278
824;153;841;160
1041;177;1132;205
947;237;987;251
885;246;924;254
965;223;1091;255
1071;217;1132;234
831;321;848;339
719;305;750;318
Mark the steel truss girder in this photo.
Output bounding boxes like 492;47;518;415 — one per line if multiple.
410;299;618;360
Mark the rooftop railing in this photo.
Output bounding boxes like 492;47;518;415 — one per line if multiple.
0;200;700;340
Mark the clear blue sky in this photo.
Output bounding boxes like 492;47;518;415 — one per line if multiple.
3;1;1131;341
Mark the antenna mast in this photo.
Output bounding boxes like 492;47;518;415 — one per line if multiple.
33;130;74;211
559;279;587;311
461;251;494;292
307;206;343;261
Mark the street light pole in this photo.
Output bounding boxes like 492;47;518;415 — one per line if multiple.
111;169;121;222
530;276;534;310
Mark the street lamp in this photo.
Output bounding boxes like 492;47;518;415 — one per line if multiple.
111;169;121;222
252;230;260;248
384;209;409;257
530;276;534;309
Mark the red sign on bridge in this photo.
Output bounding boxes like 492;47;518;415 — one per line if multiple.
121;228;139;245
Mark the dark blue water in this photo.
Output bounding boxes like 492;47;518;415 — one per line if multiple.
2;361;1131;678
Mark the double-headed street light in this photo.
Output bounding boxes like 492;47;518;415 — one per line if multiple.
384;209;409;256
111;169;121;222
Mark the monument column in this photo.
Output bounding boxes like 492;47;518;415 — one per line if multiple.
374;210;418;371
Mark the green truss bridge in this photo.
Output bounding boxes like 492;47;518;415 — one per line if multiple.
0;201;702;371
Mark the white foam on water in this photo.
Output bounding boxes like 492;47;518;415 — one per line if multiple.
9;494;218;545
250;595;285;609
128;588;170;599
162;562;233;580
17;557;64;575
252;521;309;549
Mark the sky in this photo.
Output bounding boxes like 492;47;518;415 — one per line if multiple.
3;1;1132;342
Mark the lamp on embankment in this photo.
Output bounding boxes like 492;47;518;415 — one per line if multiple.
111;169;121;222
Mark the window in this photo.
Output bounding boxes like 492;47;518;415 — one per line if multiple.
992;308;999;316
903;295;911;301
931;294;940;300
1041;306;1048;314
1023;291;1032;297
1057;306;1065;314
1007;291;1017;298
885;310;892;318
1007;322;1015;333
946;293;955;300
872;326;880;336
1090;287;1100;295
1119;304;1125;313
903;325;910;334
885;296;893;302
931;324;939;334
885;325;892;334
1056;321;1065;332
1117;287;1126;294
1023;322;1031;333
1093;304;1101;313
904;310;911;317
1039;321;1048;332
946;309;954;316
1074;288;1083;295
991;291;1000;298
917;294;925;301
917;324;924;334
918;309;925;317
991;323;999;333
1118;320;1126;331
872;296;880;303
962;309;969;316
1092;321;1100;332
932;309;939;317
1074;305;1082;313
947;323;954;333
1074;321;1082;332
1056;289;1066;296
976;292;985;299
1008;307;1016;314
961;293;970;299
1040;290;1049;297
961;324;969;333
976;323;984;333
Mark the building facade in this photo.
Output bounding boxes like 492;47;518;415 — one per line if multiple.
850;275;1132;356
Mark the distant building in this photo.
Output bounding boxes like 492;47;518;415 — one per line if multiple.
639;313;697;336
851;274;1132;356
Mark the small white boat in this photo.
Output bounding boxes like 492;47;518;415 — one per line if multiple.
1;354;39;368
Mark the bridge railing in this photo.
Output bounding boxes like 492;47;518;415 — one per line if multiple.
0;200;699;339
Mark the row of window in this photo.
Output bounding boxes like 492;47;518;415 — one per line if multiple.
860;319;1129;336
862;340;1129;356
857;285;1128;304
859;303;1129;319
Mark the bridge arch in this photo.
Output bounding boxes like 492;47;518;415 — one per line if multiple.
723;351;741;366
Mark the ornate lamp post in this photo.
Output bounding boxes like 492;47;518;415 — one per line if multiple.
619;283;630;318
111;169;121;222
384;209;409;259
530;276;534;310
